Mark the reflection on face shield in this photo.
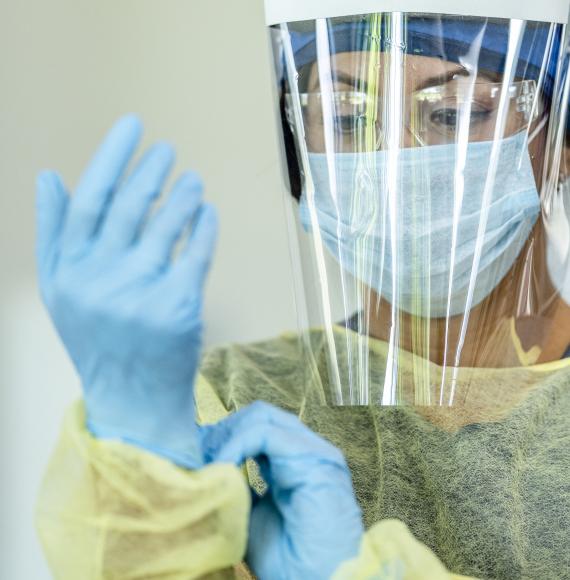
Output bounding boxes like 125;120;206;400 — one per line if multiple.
546;177;570;304
271;13;570;406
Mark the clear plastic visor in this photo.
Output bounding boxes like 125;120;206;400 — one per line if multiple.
271;13;570;411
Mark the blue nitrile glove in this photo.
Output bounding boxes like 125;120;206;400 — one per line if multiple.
36;115;218;468
202;402;364;580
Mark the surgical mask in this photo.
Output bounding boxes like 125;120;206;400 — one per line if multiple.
300;130;541;318
546;177;570;305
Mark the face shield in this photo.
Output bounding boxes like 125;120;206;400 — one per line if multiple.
266;1;570;409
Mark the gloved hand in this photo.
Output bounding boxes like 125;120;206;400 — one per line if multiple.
36;115;218;468
203;402;364;580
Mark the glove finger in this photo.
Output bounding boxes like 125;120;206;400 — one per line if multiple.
167;203;219;295
61;115;142;257
98;142;175;252
136;171;203;269
213;421;353;504
36;171;69;286
216;421;345;469
204;401;341;461
201;402;293;461
205;403;348;476
246;496;283;572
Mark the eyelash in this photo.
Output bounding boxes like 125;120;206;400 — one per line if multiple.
430;108;493;128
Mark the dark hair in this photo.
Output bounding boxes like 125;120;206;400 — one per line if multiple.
279;64;313;202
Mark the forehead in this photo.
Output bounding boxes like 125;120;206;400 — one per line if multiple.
306;52;491;89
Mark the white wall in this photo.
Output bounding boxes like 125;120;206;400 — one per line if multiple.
0;1;296;578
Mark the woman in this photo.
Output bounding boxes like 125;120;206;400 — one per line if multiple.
36;7;570;580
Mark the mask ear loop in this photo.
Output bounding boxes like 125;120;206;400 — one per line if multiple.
527;112;550;145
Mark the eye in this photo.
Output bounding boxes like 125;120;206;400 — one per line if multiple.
334;114;373;135
430;108;492;130
334;114;358;134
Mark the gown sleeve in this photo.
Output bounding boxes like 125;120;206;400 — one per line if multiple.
332;519;478;580
36;401;251;580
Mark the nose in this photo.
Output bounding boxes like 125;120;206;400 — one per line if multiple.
375;125;427;150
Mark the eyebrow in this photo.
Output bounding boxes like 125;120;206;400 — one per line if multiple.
308;70;369;92
334;71;370;92
417;69;471;91
309;67;499;93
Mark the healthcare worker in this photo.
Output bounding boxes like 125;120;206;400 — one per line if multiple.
36;1;570;579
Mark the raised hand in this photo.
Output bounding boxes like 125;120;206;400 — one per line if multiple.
36;116;218;468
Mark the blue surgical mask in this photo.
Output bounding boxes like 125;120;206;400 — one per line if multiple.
300;130;541;318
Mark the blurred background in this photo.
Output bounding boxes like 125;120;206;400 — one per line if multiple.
0;1;296;577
